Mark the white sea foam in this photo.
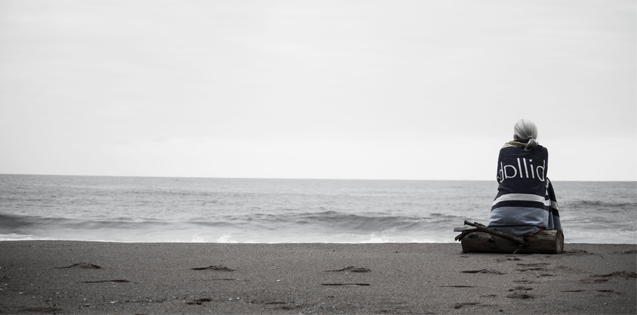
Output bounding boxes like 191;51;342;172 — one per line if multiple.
216;233;236;243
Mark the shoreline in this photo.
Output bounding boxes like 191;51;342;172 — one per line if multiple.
1;241;635;314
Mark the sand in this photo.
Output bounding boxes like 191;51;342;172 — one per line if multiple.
0;241;635;314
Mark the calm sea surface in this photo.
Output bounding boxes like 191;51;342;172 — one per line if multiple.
0;175;635;244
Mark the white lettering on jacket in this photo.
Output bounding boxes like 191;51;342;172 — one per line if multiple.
499;158;545;182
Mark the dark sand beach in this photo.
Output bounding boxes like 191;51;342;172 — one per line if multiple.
0;242;635;314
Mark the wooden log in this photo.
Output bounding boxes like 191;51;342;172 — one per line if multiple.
462;221;525;245
461;230;564;254
454;228;478;241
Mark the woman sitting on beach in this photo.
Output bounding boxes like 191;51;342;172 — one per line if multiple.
488;119;562;237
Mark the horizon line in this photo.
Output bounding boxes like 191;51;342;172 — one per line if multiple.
1;173;635;183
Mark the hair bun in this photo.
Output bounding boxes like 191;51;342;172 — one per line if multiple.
514;119;539;151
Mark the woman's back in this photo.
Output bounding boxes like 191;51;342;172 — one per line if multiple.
488;120;561;236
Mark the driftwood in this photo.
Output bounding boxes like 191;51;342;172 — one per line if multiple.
455;221;564;254
455;221;525;245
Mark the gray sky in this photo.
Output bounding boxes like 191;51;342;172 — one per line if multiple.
1;0;635;181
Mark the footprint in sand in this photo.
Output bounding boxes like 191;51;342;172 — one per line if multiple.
325;266;371;273
596;289;619;293
508;286;533;292
517;268;550;272
191;265;235;271
516;263;550;272
506;286;534;299
453;302;479;309
507;292;534;299
186;297;212;305
496;257;521;262
82;279;130;283
580;271;636;283
594;271;637;279
55;263;102;269
595;289;623;296
594;289;623;297
461;269;505;275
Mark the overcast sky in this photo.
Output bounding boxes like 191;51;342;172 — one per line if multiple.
1;0;635;181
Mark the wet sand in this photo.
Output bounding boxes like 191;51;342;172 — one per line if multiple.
0;241;635;314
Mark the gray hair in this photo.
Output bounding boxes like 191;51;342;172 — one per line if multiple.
513;119;539;151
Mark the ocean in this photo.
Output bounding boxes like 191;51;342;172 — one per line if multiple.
0;175;635;244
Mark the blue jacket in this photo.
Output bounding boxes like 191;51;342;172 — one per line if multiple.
488;141;562;236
